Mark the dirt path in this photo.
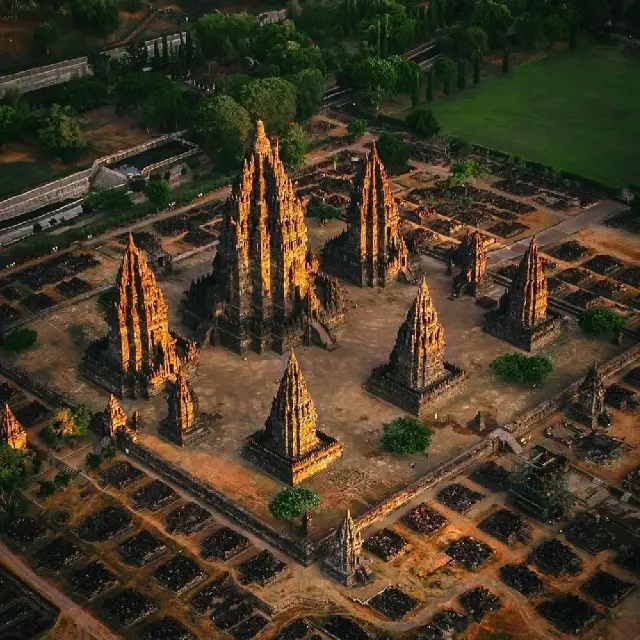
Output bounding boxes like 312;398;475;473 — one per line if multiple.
0;541;119;640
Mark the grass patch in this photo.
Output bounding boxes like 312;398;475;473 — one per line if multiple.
425;46;640;188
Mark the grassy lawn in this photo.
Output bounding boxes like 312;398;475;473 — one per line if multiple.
0;162;55;199
425;46;640;189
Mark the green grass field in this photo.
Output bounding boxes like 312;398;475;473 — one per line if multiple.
427;46;640;188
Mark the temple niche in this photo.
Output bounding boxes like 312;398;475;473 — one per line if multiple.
243;351;342;485
322;144;413;287
1;404;27;450
484;237;566;351
323;510;369;587
83;234;198;398
182;121;346;355
572;363;609;428
451;231;489;298
367;278;467;416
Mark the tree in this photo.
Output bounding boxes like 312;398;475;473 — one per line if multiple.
196;95;251;170
490;353;553;384
376;132;409;170
0;105;19;150
502;47;510;74
426;67;435;101
391;56;420;100
239;77;297;133
578;308;625;336
459;26;488;59
456;58;467;91
125;41;148;71
269;487;320;521
38;105;87;160
33;21;58;56
354;56;397;112
307;202;343;223
473;52;481;84
54;470;71;488
84;187;132;213
162;33;170;70
411;70;421;108
347;118;367;139
70;0;120;36
447;159;488;192
279;123;308;170
471;0;512;48
72;404;92;438
2;328;37;352
292;68;325;121
86;452;102;468
0;445;32;518
381;417;432;454
145;179;171;211
406;106;440;138
37;480;56;499
435;57;456;96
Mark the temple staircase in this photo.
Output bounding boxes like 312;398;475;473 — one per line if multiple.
309;320;338;351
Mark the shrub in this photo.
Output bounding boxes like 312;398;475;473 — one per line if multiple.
307;202;343;222
37;480;56;499
376;132;409;170
347;118;367;139
578;308;625;336
39;425;61;449
381;417;432;454
406;106;440;138
2;328;37;352
54;470;71;487
102;445;116;461
269;487;320;521
490;353;553;384
85;452;102;469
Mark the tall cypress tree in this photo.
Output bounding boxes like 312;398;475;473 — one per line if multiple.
456;59;467;90
473;51;481;84
152;40;161;71
426;67;435;101
162;33;169;70
502;47;510;74
381;14;389;57
376;19;381;55
185;29;194;66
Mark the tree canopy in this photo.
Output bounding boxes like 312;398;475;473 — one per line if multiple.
406;106;440;138
381;417;432;454
2;328;37;352
239;77;297;133
269;486;321;521
291;68;325;121
376;132;409;170
279;122;308;170
38;104;87;159
145;179;171;211
490;353;553;384
578;308;625;336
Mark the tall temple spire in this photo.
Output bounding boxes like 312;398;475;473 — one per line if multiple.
507;237;548;329
575;363;607;428
104;394;127;438
453;231;488;297
1;404;27;450
322;143;411;287
323;510;366;586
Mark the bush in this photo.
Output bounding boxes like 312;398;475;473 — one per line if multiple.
347;118;367;139
381;417;432;454
2;328;37;352
307;202;343;222
85;452;102;469
39;425;61;449
102;445;116;461
269;487;320;521
376;132;409;170
54;470;71;487
406;106;440;138
578;308;625;336
37;480;56;499
145;179;171;211
490;353;553;384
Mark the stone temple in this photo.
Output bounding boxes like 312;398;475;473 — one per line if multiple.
182;121;345;355
1;404;27;450
367;278;467;416
323;510;367;587
159;370;208;446
322;144;412;287
484;237;566;351
243;351;342;485
573;363;608;428
452;230;489;297
82;234;198;398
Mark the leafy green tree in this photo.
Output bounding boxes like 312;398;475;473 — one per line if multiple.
376;132;409;170
426;67;435;101
70;0;120;36
307;202;343;223
145;179;171;211
279;123;308;170
491;353;553;384
239;77;297;133
456;58;467;91
86;452;102;468
72;404;92;438
38;105;87;160
406;106;440;138
54;470;71;488
472;0;512;48
84;187;132;213
391;56;421;100
0;105;19;150
269;487;320;521
195;12;255;59
578;308;625;336
347;118;367;139
354;56;397;112
0;445;32;517
102;445;116;461
2;328;37;352
162;33;170;70
125;41;148;71
37;480;56;499
33;21;58;56
460;26;488;59
381;417;432;454
196;95;251;170
292;68;325;121
435;57;456;96
447;159;488;192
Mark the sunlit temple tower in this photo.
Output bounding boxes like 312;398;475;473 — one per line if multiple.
367;278;467;416
182;121;345;354
452;230;488;297
160;370;207;446
484;237;565;350
83;234;198;398
322;144;412;287
1;404;27;450
243;351;342;485
323;510;368;587
102;394;127;438
573;363;608;428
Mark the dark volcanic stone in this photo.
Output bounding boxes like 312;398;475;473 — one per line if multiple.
537;594;598;634
470;461;511;491
103;588;157;628
364;528;410;561
117;530;167;566
237;550;287;586
1;285;22;300
565;511;616;554
22;292;56;313
487;221;528;238
617;266;640;287
190;579;243;613
0;303;21;324
138;616;194;640
547;276;569;295
68;560;118;600
615;544;640;575
322;615;373;640
401;503;448;536
211;598;254;630
368;586;419;620
0;381;26;405
274;619;313;640
4;516;48;549
131;479;178;512
624;367;640;389
530;538;583;577
479;509;531;545
14;400;51;427
557;268;591;285
431;609;470;633
201;527;250;561
165;502;212;536
498;264;518;280
436;483;485;514
100;461;147;490
582;570;635;607
153;555;206;594
446;536;494;571
584;254;624;275
230;613;270;639
577;430;626;464
55;277;93;298
3;609;56;639
76;507;132;542
35;536;83;572
564;288;599;309
499;563;545;597
547;240;592;262
413;624;445;640
459;586;502;621
605;384;638;410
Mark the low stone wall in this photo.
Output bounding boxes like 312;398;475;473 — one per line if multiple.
0;361;76;409
142;148;199;177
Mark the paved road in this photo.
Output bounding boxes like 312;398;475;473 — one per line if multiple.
0;541;118;640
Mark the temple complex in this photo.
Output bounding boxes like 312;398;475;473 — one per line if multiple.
322;144;412;287
367;278;467;416
573;363;608;428
0;404;27;450
452;231;489;297
159;370;208;446
103;394;127;438
82;234;198;398
323;510;368;587
243;351;342;485
182;121;345;355
484;237;565;351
